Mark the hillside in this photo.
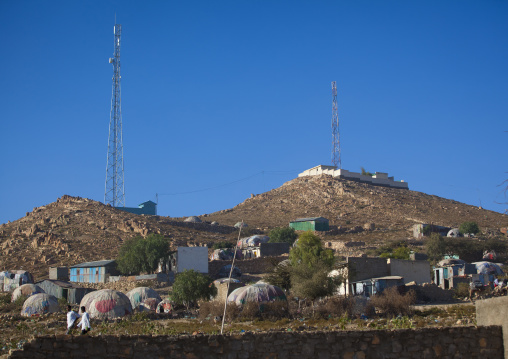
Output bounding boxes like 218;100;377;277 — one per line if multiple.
202;175;507;242
0;195;237;279
1;175;506;280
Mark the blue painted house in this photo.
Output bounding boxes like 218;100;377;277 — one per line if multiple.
69;260;119;283
115;200;157;216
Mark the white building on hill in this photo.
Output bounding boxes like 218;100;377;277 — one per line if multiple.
298;165;408;189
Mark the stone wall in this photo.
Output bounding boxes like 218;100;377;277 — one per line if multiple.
8;326;504;359
476;296;508;359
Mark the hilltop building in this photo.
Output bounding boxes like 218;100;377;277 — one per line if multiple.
115;200;157;215
298;165;408;189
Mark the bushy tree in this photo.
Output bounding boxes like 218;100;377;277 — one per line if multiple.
116;234;170;275
290;261;342;302
289;231;334;268
425;233;446;263
171;270;217;309
265;259;292;291
268;227;298;245
380;246;411;260
212;241;234;250
459;222;480;235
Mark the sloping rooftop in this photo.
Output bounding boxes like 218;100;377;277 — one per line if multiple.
36;279;84;289
291;217;329;223
70;260;116;268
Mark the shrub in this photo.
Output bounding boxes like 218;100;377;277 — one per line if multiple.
198;301;240;322
425;233;446;263
171;270;217;310
459;222;480;235
369;287;416;317
265;258;292;291
290;231;334;268
117;234;171;275
314;296;356;319
268;227;298;245
212;241;234;250
454;283;471;299
259;300;289;321
380;246;411;260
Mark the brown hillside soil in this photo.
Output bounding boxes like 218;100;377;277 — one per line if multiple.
202;175;507;242
0;175;507;280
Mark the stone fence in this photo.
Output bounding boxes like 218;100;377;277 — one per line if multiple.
8;326;504;359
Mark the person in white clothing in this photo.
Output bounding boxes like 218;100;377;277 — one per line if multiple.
77;306;91;335
66;305;80;335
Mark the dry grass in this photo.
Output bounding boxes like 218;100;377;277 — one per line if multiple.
368;287;416;317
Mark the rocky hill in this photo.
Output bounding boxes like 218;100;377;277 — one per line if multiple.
0;195;238;279
202;175;507;242
1;175;506;280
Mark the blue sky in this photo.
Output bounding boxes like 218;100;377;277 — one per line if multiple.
1;1;507;224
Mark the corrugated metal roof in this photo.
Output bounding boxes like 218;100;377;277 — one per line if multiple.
36;279;83;289
291;217;329;223
70;259;116;268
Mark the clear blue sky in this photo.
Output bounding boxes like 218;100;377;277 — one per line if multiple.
1;1;507;224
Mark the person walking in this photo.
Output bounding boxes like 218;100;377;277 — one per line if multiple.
77;306;91;335
66;305;80;335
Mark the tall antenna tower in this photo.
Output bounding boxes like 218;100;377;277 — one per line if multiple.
105;24;125;207
331;81;341;169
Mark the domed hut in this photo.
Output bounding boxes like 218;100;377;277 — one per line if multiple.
139;297;160;312
12;284;45;302
184;216;202;223
21;293;59;317
126;287;162;310
227;283;286;306
156;298;173;314
79;289;132;320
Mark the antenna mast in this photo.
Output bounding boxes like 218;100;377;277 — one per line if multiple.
105;24;126;207
331;81;341;169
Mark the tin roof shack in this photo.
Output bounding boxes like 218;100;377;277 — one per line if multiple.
1;270;34;292
115;200;157;215
36;280;95;304
49;267;69;281
172;247;208;274
70;260;119;283
350;276;405;297
289;217;329;231
433;263;477;289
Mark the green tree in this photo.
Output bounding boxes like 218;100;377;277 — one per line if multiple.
116;234;170;275
380;246;411;260
459;222;480;235
425;233;446;263
289;231;334;268
268;227;298;245
171;269;217;310
290;261;342;304
212;241;234;250
265;259;292;291
360;167;373;176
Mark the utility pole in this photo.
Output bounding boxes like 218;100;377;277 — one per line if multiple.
331;81;341;169
105;24;126;207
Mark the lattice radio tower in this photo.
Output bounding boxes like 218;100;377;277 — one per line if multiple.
331;81;341;169
105;24;125;207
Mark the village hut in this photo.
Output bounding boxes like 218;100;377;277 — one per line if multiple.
126;287;162;310
79;289;132;320
21;293;59;317
184;216;201;223
156;298;173;314
139;297;160;311
12;284;45;302
227;283;286;306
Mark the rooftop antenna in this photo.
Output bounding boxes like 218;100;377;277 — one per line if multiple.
104;22;126;207
331;81;341;169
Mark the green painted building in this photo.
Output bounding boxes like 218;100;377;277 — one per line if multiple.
289;217;329;231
